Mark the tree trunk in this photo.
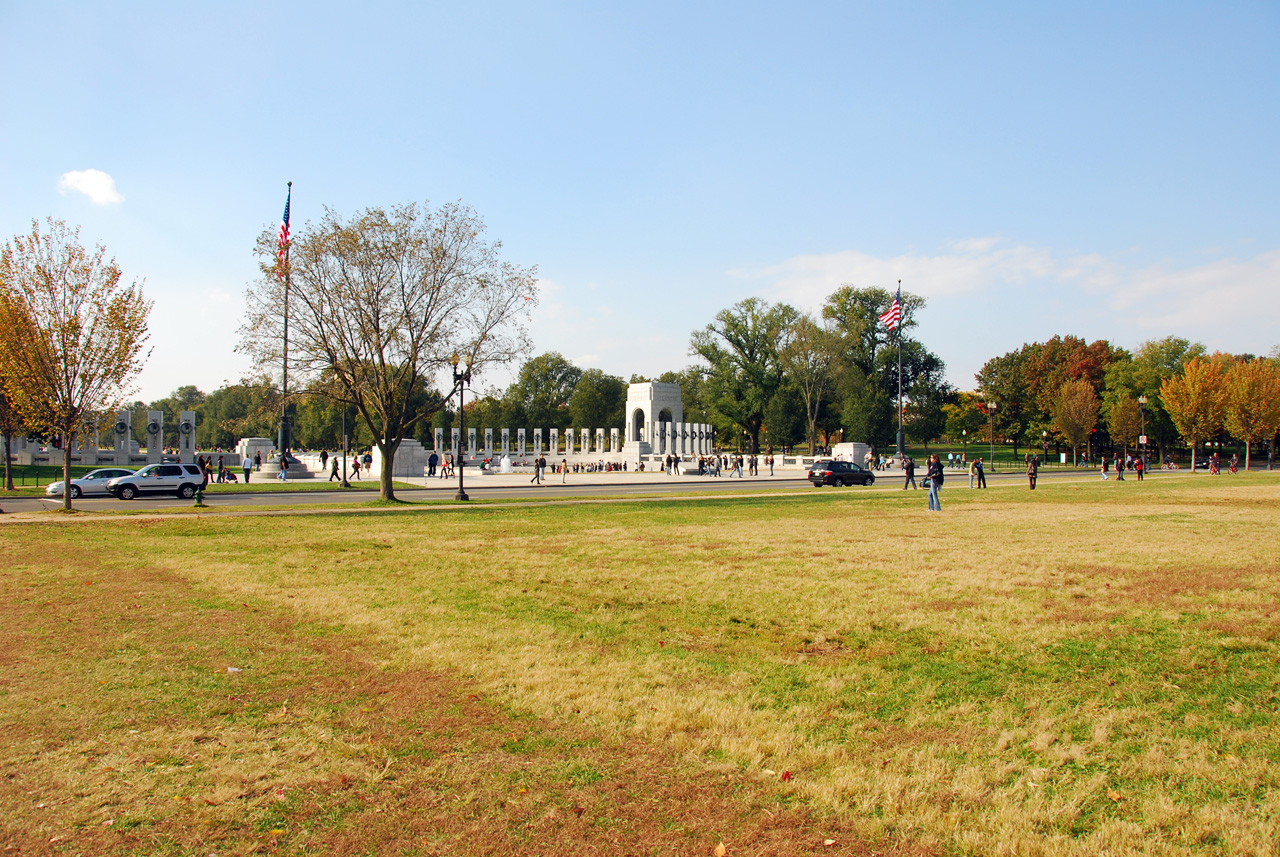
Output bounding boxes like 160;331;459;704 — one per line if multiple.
376;437;400;502
62;428;73;511
3;433;11;491
1245;441;1251;472
1190;443;1196;472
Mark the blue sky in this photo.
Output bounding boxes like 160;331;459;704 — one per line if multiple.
2;2;1277;402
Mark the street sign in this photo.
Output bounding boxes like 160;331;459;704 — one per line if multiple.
1139;435;1148;444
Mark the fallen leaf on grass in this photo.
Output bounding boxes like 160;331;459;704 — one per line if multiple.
1108;789;1122;802
781;771;793;782
714;843;727;857
824;840;837;847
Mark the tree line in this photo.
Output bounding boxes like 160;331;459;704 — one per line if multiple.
4;206;1279;509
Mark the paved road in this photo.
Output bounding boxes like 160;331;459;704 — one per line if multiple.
0;467;1161;515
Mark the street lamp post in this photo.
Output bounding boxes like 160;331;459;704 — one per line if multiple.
1042;430;1048;465
962;429;967;462
987;401;997;473
450;353;472;501
1138;395;1148;468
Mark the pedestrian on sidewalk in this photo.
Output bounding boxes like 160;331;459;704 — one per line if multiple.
976;457;987;488
969;457;977;489
926;454;944;511
1027;454;1039;490
530;455;542;484
329;456;340;481
1100;454;1109;480
243;455;253;484
561;458;568;483
903;456;916;490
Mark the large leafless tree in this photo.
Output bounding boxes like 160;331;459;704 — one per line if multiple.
239;202;537;501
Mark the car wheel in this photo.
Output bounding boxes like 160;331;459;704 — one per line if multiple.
178;484;196;500
866;475;875;486
119;485;137;500
70;485;82;499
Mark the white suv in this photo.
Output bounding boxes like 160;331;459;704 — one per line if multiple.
106;463;205;500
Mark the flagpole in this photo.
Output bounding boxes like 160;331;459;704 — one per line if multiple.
896;279;904;459
278;181;292;458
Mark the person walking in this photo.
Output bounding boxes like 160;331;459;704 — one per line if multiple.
329;455;340;481
351;456;360;480
277;450;289;482
926;454;944;511
1115;455;1125;481
1100;454;1109;480
320;449;329;472
903;456;916;490
427;450;438;477
976;457;987;489
1135;456;1144;481
1027;454;1039;490
530;454;542;485
242;454;253;484
561;458;568;483
969;456;978;489
254;451;262;472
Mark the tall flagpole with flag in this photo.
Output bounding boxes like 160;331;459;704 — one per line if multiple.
879;281;904;458
277;182;292;457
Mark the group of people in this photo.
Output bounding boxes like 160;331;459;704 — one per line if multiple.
1098;453;1145;482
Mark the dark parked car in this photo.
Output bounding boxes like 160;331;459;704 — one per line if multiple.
807;460;875;487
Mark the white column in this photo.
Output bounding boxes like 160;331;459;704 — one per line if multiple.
434;427;443;456
178;410;196;464
518;428;526;457
451;428;460;457
113;410;132;466
549;428;559;456
467;428;477;457
610;428;619;452
501;428;510;456
484;428;493;457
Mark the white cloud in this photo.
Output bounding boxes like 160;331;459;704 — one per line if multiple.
740;240;1280;334
57;169;124;204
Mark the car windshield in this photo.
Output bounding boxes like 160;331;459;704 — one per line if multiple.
85;470;115;479
134;465;157;477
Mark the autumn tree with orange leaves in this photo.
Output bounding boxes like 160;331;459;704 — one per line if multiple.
0;219;152;510
1224;359;1280;471
1160;358;1227;472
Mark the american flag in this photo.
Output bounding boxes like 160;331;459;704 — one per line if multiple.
277;183;291;266
879;282;902;331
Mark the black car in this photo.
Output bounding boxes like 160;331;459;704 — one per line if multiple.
807;460;875;487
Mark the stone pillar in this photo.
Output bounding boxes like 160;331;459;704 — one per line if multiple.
434;427;443;456
484;428;493;457
467;428;477;457
610;428;619;453
146;411;163;464
518;428;526;457
577;428;586;455
549;428;559;456
178;410;196;464
501;428;510;456
596;428;605;454
112;410;132;466
533;429;542;457
451;428;460;457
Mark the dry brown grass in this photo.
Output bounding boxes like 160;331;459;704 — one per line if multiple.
2;472;1279;854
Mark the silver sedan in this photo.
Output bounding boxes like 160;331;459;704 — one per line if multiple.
45;467;137;499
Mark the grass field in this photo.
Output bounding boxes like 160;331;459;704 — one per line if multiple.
1;474;1277;855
